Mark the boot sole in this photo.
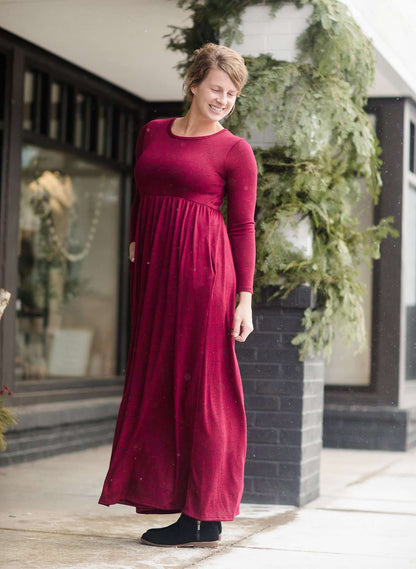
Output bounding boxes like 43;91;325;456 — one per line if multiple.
140;537;220;548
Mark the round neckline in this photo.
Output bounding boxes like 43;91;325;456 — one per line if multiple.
167;117;228;140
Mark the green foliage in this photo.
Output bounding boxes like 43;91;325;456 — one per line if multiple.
296;0;375;105
166;0;302;75
0;408;16;452
227;56;381;189
166;0;398;361
249;140;396;360
0;387;16;452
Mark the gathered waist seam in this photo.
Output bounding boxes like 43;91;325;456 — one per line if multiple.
141;193;222;212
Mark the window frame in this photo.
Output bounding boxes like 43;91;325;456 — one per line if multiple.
0;28;147;403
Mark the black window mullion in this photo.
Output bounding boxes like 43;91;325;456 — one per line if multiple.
33;71;42;133
111;107;119;160
60;83;68;143
65;85;75;145
20;66;139;168
0;52;6;122
89;96;98;153
106;104;113;159
125;114;134;165
84;94;92;150
39;72;50;135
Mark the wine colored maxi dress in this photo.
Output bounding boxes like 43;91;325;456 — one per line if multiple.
99;117;257;521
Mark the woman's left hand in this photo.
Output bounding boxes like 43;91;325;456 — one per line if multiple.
231;292;254;342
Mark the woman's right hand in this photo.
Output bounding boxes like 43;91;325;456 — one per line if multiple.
129;242;135;263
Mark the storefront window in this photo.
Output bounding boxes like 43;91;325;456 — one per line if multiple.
16;144;121;379
405;182;416;380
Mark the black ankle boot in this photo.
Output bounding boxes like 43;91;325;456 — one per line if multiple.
140;513;220;548
202;520;222;536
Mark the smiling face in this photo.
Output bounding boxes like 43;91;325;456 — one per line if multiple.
190;67;238;123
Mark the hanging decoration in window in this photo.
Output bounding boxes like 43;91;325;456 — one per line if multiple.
28;170;104;262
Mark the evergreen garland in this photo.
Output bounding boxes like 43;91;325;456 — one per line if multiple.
166;0;397;360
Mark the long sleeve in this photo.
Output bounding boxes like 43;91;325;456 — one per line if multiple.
225;139;257;294
129;124;146;243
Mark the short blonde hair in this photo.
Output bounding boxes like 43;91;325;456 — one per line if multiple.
184;43;248;101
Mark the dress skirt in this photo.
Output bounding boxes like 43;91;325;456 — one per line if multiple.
98;193;247;521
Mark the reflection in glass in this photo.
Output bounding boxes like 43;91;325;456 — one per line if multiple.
49;82;63;140
0;53;6;122
405;183;416;380
325;182;373;386
23;71;35;131
16;144;121;379
74;92;87;148
97;103;110;156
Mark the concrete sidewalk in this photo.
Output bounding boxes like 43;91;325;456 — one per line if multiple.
0;445;415;569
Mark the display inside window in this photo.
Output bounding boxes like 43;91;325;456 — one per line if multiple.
16;144;121;379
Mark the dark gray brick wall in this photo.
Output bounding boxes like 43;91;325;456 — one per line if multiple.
408;408;416;449
0;398;119;466
236;286;325;507
323;404;416;451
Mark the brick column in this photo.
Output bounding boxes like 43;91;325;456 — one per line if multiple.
236;285;324;507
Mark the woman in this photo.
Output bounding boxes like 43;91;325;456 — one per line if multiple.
99;42;257;548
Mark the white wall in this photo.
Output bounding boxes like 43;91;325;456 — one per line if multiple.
229;3;313;149
0;0;186;101
230;3;313;60
1;0;416;101
232;0;416;101
341;0;416;99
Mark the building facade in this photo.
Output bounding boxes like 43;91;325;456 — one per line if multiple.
229;1;416;451
0;27;182;462
0;0;415;478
